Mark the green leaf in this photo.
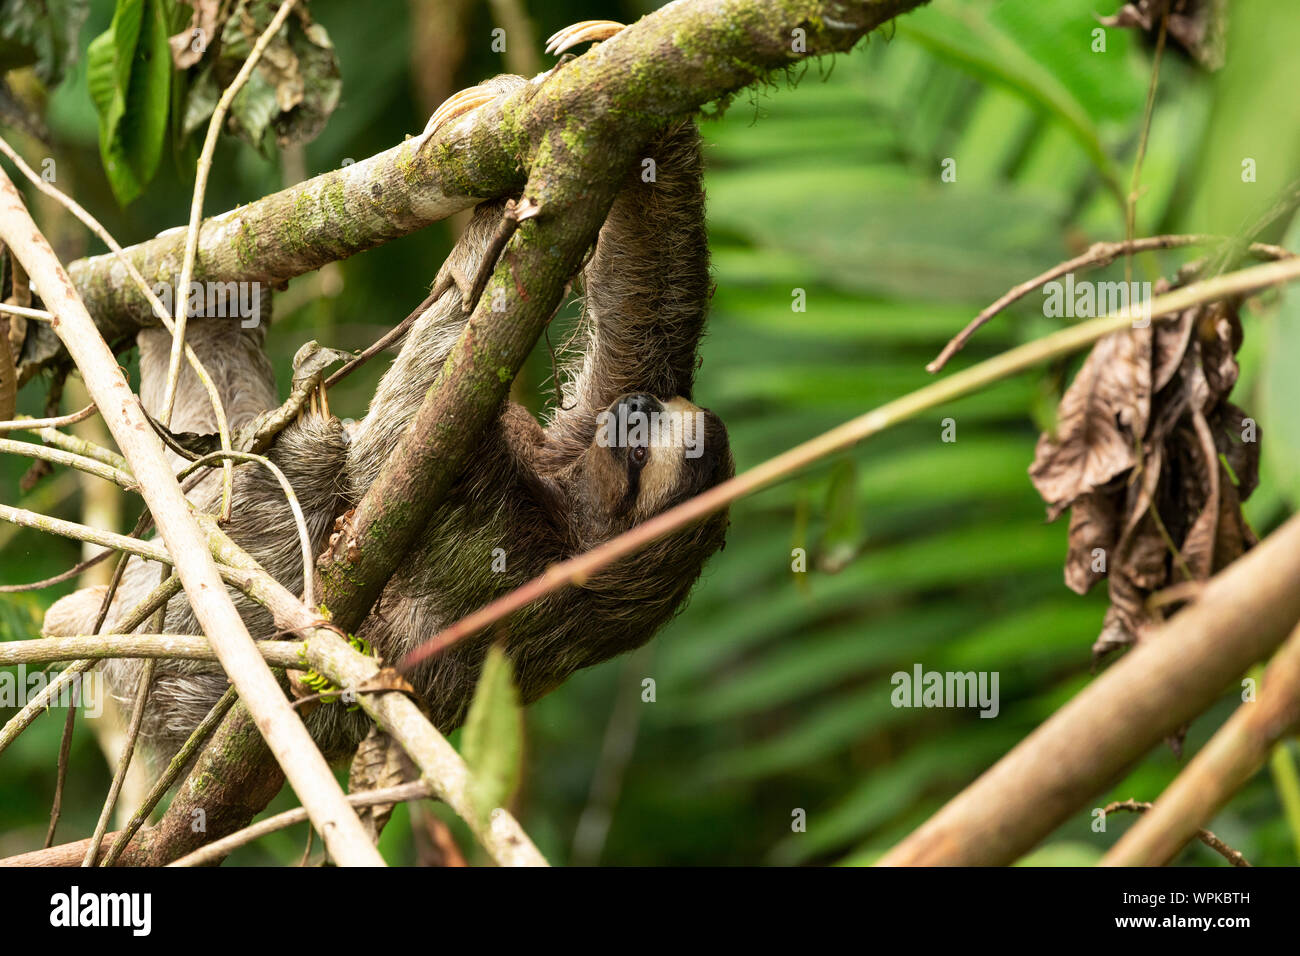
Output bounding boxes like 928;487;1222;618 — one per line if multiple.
460;645;523;827
86;0;173;205
818;457;860;573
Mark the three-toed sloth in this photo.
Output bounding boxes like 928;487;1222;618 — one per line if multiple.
45;72;733;762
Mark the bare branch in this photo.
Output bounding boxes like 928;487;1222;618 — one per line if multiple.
0;436;136;491
0;165;383;867
163;0;299;423
168;781;434;867
0;635;306;667
1100;800;1251;867
926;235;1293;373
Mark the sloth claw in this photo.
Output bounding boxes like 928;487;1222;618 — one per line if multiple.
421;20;625;146
423;85;499;140
544;20;626;56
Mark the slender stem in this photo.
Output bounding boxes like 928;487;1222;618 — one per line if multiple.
0;301;53;321
164;0;299;425
926;234;1290;372
1100;800;1248;867
0;502;169;562
28;423;128;470
168;781;435;867
0;403;96;433
0;575;183;755
83;649;158;865
1268;742;1300;864
0;436;135;490
0;134;236;513
0;635;306;667
81;569;173;866
1124;4;1169;286
401;255;1300;670
178;449;316;609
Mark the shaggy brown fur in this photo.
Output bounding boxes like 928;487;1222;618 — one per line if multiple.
44;74;732;761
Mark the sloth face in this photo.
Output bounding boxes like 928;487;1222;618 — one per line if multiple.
582;392;732;528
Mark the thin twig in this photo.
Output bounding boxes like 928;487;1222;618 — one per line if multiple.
0;436;136;490
0;402;96;433
0;576;183;755
0;547;114;593
1123;3;1169;286
82;599;163;866
926;235;1291;373
44;705;76;849
177;449;317;608
165;0;299;425
29;423;128;470
461;197;540;315
323;291;438;390
45;507;149;846
0;134;236;514
0;301;53;321
168;780;434;867
1101;800;1250;867
81;570;174;867
0;503;170;562
0;635;306;667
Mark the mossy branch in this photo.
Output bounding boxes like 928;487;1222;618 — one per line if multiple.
315;0;930;632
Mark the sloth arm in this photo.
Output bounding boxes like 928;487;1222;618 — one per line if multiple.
547;120;711;450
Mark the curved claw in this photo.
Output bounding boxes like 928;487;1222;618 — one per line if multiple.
424;85;499;138
544;20;626;56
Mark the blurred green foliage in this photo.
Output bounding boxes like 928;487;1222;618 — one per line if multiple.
2;0;1299;866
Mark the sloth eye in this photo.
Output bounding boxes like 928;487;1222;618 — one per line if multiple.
629;445;648;468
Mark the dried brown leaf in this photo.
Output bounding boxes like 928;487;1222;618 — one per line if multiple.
1030;328;1151;518
348;726;417;844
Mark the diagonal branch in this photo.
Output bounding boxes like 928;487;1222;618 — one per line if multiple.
0;165;383;868
315;0;931;632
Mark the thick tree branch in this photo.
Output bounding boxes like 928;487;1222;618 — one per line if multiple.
212;526;547;866
316;0;929;632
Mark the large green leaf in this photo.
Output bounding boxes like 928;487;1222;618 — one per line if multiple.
460;645;523;827
86;0;172;205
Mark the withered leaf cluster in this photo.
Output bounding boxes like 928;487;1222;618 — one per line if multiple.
1030;288;1259;660
1099;0;1228;71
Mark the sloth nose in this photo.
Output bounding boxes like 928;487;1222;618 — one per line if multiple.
617;393;661;417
